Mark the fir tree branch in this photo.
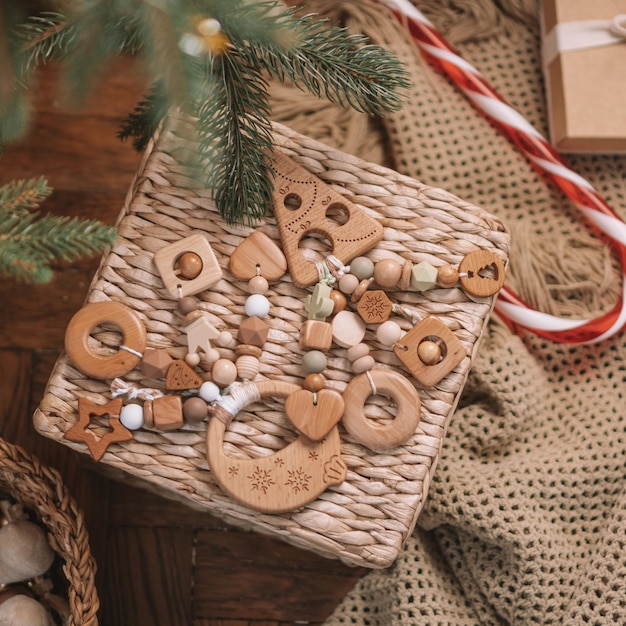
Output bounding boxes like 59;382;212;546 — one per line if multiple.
195;52;274;225
231;8;410;116
118;81;169;151
0;176;51;214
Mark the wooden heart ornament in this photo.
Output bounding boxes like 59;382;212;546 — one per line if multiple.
285;388;344;441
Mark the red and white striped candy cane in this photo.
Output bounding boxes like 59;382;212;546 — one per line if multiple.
380;0;626;344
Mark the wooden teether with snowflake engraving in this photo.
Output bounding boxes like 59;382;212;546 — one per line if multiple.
271;151;384;289
206;380;347;513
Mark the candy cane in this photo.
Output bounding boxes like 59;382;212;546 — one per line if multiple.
380;0;626;344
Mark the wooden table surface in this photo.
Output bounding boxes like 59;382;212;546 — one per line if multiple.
0;58;366;626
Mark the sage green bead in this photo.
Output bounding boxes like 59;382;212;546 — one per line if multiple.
302;350;328;373
350;256;375;280
410;261;438;292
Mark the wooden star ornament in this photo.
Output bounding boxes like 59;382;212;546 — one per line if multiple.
64;397;133;461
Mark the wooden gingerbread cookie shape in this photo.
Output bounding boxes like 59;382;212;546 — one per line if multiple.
271;151;384;288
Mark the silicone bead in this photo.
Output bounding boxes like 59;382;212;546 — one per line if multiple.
374;258;402;289
178;296;199;315
351;256;375;280
185;352;201;367
346;342;370;362
410;261;438;292
199;380;220;402
120;403;144;430
338;273;359;295
216;330;234;348
248;275;269;294
183;397;209;423
212;358;238;386
244;294;270;317
177;252;203;279
352;355;375;373
332;310;366;348
302;350;328;374
204;348;221;364
376;320;403;346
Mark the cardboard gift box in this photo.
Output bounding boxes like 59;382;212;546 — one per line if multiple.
541;0;626;153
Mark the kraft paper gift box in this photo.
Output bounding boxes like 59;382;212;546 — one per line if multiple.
540;0;626;153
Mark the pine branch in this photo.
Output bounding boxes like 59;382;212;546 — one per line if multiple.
228;6;410;116
118;81;169;151
0;178;117;283
195;52;274;225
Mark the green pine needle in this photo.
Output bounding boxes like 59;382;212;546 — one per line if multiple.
118;81;169;151
0;176;51;214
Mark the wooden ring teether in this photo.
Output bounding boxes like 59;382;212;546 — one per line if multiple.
64;301;147;379
342;369;420;451
206;380;347;513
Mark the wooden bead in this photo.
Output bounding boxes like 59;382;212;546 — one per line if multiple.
177;252;203;279
437;265;459;288
350;278;372;303
248;275;269;294
338;273;359;295
329;289;347;314
299;320;333;351
211;358;238;386
143;399;154;428
235;344;263;358
376;320;403;346
178;296;198;315
352;355;375;373
374;258;402;289
417;340;442;365
332;311;366;348
303;373;326;392
398;259;413;291
152;395;184;431
357;290;393;324
236;354;261;380
183;397;209;423
346;342;369;362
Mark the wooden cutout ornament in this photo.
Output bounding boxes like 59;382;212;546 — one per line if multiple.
166;359;204;390
285;388;344;441
393;316;466;387
459;250;506;297
64;397;132;461
206;380;347;513
271;151;384;288
154;233;223;298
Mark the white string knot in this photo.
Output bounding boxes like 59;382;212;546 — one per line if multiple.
110;378;164;401
213;381;261;417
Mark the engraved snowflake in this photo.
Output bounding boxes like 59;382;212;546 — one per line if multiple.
248;468;275;494
274;457;285;467
228;465;239;476
285;467;311;493
308;450;319;461
363;292;387;317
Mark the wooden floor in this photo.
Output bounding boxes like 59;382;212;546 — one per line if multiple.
0;58;366;626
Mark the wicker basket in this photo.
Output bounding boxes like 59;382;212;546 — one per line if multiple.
0;437;99;625
34;114;510;569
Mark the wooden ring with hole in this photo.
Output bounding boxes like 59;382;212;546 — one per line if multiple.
64;301;147;379
342;369;420;451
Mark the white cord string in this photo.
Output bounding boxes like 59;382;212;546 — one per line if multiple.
119;344;144;359
110;378;164;401
214;382;261;417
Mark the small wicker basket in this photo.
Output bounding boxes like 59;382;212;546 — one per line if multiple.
34;114;510;569
0;437;99;626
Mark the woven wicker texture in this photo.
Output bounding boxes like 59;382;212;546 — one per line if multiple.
34;114;509;569
0;438;99;626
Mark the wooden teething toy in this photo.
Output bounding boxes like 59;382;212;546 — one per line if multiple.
206;380;347;513
64;301;147;379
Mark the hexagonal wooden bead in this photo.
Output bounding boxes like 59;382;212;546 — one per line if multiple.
357;290;393;324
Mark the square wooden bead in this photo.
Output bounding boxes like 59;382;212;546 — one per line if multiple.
152;395;184;431
393;316;466;387
299;320;333;351
154;233;223;298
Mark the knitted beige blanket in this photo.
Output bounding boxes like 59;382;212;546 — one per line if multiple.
271;1;626;623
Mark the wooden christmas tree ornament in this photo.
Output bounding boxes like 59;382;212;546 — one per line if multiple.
271;151;384;288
